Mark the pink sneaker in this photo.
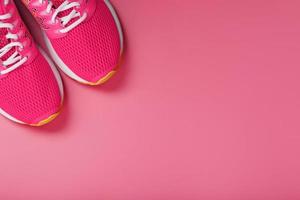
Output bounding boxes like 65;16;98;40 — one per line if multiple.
17;0;124;85
0;0;63;126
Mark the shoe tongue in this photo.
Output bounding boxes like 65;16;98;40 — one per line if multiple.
0;31;17;66
0;1;8;15
0;6;18;67
51;0;80;26
0;29;9;53
52;0;79;8
52;0;65;8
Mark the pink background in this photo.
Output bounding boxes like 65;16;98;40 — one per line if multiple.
1;0;300;199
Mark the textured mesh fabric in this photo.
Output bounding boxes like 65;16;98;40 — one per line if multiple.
0;53;62;124
50;1;121;82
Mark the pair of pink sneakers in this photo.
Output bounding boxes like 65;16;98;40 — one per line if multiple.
0;0;123;126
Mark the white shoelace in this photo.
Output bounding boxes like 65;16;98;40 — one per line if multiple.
0;0;27;75
38;0;87;33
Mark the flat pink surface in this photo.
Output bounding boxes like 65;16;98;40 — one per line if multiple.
1;0;300;199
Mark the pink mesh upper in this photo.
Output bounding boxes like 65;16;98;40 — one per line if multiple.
49;1;121;82
0;53;62;124
0;1;62;124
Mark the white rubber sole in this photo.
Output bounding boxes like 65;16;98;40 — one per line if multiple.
42;0;124;85
0;49;64;126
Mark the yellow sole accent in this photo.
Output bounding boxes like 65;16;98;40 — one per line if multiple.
80;54;123;86
87;70;117;86
30;111;61;127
